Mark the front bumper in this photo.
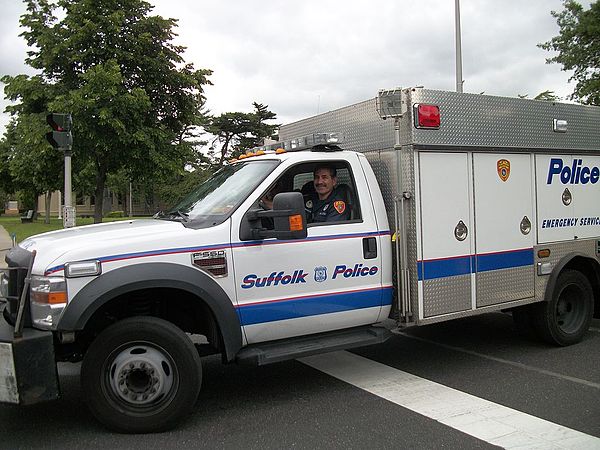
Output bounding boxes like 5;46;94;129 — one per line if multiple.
0;314;60;405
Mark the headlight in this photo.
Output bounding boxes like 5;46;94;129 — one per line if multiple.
30;275;68;330
31;276;67;304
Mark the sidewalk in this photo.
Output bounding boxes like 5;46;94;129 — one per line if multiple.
0;225;14;268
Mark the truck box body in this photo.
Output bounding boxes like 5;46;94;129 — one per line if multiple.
280;88;600;324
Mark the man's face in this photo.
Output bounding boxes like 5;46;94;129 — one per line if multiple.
314;168;336;200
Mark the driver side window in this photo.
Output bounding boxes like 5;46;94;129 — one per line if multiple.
258;161;360;229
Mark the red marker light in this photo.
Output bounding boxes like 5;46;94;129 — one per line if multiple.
414;104;440;129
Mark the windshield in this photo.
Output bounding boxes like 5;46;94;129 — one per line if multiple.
158;160;279;228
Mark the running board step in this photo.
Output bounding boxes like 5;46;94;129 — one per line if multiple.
236;326;391;366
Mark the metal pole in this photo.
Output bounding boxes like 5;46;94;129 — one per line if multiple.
57;191;62;219
63;150;76;228
129;181;133;217
64;151;72;207
455;0;463;93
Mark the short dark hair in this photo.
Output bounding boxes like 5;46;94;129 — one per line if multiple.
313;164;336;178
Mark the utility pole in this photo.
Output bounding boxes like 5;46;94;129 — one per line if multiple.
455;0;464;93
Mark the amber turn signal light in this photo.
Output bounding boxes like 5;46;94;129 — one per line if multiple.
289;214;304;231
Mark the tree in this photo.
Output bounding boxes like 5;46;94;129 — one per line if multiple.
207;103;279;166
517;90;561;101
3;0;212;223
0;115;63;222
540;1;600;105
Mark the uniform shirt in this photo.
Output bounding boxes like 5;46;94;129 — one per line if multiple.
307;187;351;222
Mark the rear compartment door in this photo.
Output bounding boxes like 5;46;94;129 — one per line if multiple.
473;153;534;306
418;152;473;317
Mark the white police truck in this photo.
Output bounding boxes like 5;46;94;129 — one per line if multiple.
1;88;599;433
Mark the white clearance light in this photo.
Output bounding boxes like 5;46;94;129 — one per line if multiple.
283;133;344;152
244;133;345;156
64;260;102;278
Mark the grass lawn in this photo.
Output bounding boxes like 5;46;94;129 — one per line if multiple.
0;215;149;243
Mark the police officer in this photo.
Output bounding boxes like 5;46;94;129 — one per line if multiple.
308;165;351;222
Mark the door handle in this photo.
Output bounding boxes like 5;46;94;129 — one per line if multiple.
363;237;377;259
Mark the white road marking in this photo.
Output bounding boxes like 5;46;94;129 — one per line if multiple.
300;351;600;449
398;332;600;390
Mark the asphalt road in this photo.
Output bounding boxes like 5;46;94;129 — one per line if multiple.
1;313;599;449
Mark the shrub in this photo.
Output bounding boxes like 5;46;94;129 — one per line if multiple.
105;210;125;218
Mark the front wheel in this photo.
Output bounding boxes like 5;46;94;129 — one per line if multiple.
81;316;202;433
532;270;594;346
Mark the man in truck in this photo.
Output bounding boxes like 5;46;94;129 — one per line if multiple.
309;164;352;222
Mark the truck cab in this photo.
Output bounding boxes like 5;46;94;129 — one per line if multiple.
0;133;393;433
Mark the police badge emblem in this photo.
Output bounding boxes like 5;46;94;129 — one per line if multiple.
497;159;510;182
314;266;327;282
334;200;346;214
305;199;313;209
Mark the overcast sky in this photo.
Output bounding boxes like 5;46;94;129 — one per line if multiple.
0;0;579;135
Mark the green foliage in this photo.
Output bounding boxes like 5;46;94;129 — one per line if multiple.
0;115;63;209
207;102;279;166
534;90;561;102
3;0;212;223
105;210;125;218
0;215;143;242
517;90;561;101
540;1;600;105
155;167;212;208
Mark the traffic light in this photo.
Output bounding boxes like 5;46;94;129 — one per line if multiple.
46;113;73;149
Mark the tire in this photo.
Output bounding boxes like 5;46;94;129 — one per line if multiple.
81;316;202;433
532;270;594;346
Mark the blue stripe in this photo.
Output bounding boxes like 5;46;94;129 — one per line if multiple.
418;248;534;281
238;287;393;326
419;256;472;280
476;248;534;272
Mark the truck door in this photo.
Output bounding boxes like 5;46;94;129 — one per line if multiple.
231;156;387;344
418;152;473;317
473;153;535;306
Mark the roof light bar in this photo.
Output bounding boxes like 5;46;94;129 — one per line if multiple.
236;132;344;158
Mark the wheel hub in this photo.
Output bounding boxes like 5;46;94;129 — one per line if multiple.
555;285;584;333
110;345;174;406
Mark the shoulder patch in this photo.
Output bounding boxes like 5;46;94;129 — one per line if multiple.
334;200;346;214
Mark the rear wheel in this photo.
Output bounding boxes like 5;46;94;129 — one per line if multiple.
81;316;202;433
532;270;594;346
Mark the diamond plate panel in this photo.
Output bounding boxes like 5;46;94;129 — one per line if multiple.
534;239;600;301
423;275;472;317
408;89;600;151
281;88;600;153
476;266;534;307
280;98;396;153
366;150;398;230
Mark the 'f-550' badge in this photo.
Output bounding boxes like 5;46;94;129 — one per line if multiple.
497;159;510;182
314;266;327;282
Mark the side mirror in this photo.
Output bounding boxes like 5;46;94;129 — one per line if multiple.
240;192;307;241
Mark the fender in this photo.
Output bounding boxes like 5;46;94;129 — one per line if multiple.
58;262;242;361
543;252;600;303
